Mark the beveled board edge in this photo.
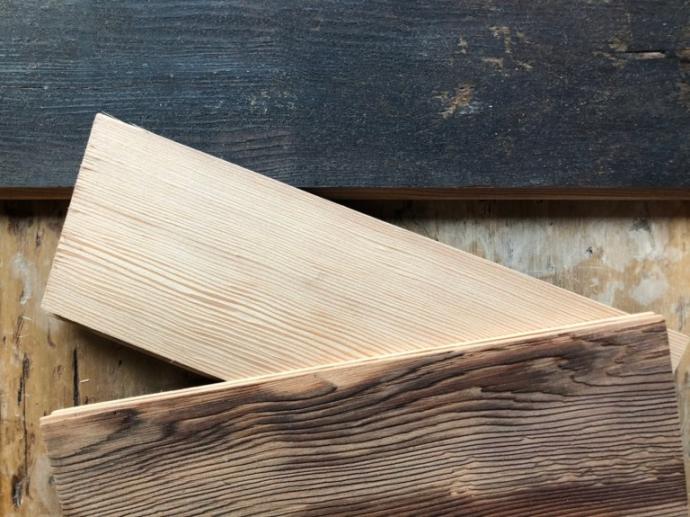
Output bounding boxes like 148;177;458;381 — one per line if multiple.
42;313;666;424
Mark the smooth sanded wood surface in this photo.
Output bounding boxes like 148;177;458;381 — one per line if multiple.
2;1;690;197
41;315;687;516
42;115;689;379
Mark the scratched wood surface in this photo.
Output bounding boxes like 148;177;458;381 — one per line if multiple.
1;1;690;196
41;315;686;516
2;199;690;515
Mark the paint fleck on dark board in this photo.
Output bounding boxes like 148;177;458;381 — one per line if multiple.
1;1;689;192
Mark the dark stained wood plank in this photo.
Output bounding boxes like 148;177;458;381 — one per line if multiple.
1;1;689;197
41;315;687;516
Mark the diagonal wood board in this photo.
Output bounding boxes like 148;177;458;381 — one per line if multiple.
41;315;687;516
2;1;690;198
42;115;689;377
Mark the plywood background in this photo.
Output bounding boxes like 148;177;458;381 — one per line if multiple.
2;199;690;515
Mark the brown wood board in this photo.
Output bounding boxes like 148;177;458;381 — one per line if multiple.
7;187;690;202
41;314;688;516
41;115;689;377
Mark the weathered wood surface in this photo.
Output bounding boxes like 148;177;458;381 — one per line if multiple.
42;115;687;383
1;1;689;197
41;315;687;516
3;199;690;515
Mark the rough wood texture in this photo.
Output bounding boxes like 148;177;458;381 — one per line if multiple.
4;200;690;515
41;315;687;516
1;1;689;196
42;115;688;381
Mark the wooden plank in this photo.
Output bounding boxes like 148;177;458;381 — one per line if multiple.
41;115;689;379
1;1;689;197
5;200;690;514
41;315;688;516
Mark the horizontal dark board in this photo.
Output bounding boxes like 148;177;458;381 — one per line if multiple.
1;0;689;197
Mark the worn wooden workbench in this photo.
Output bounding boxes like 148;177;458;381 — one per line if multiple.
2;199;690;515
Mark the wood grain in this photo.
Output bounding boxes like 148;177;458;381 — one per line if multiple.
1;1;689;195
41;315;687;516
41;115;689;379
5;199;690;515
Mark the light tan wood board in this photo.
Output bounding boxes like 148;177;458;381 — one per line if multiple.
41;115;688;381
3;200;690;515
42;314;687;516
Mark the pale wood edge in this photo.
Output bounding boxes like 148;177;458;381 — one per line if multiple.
670;330;690;372
41;313;665;425
672;324;690;503
675;334;690;383
5;186;690;201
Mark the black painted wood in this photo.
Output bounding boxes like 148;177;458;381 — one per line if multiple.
1;0;689;194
